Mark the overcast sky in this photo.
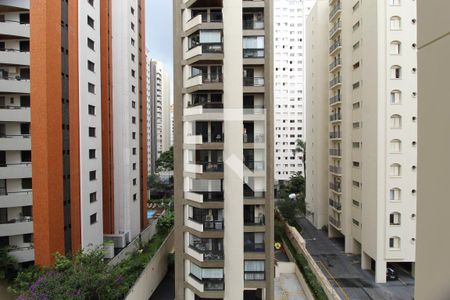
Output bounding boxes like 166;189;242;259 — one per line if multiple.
145;0;173;79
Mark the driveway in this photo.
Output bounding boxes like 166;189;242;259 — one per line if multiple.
297;217;415;300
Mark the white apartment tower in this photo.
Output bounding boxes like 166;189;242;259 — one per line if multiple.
273;0;315;182
306;0;417;283
147;58;171;175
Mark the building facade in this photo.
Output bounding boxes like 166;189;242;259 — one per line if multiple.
173;0;274;298
0;0;33;263
147;58;171;175
306;0;417;282
416;1;450;299
273;0;314;183
0;0;147;266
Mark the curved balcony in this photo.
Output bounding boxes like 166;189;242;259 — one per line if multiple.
329;58;341;72
184;42;224;64
329;20;342;39
329;148;342;157
184;73;223;94
329;198;342;211
0;49;29;66
329;182;342;194
0;190;32;208
329;40;341;55
0;20;30;38
184;12;222;34
329;2;342;21
0;105;30;122
329;94;341;106
329;76;342;89
329;131;341;140
0;217;33;237
0;76;30;94
329;216;342;230
330;112;342;123
185;191;224;204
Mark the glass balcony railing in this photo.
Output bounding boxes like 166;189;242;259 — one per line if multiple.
243;76;264;87
243;48;264;58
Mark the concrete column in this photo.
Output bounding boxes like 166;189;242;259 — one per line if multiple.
361;252;371;270
375;259;387;283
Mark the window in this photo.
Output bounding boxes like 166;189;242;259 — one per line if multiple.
89;170;96;181
133;193;137;201
133;163;136;170
390;41;401;55
87;38;95;50
390;163;401;177
89;149;96;159
390;90;401;104
390;114;402;129
389;0;401;6
88;60;95;72
390;16;401;30
132;85;136;93
22;178;32;189
132;116;136;124
21;151;31;162
88;105;95;115
390;188;401;201
132;148;137;155
352;219;360;226
88;82;95;94
90;213;97;225
132;101;136;108
390;212;401;225
352;199;360;207
244;261;265;281
131;38;135;46
132;132;136;140
353;161;360;167
389;237;400;249
390;139;402;153
189;262;223;281
131;69;135;77
89;192;97;203
89;127;96;137
133;178;137;186
391;65;401;79
131;54;135;62
23;234;33;243
88;0;94;7
131;7;135;15
87;15;94;28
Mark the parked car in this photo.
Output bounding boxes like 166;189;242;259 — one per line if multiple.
386;267;399;281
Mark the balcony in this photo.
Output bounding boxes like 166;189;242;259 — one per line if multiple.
0;106;30;122
329;40;341;55
244;189;265;199
8;245;34;263
184;0;223;9
187;96;223;109
329;216;341;229
189;237;224;261
329;76;342;88
329;94;341;105
329;131;341;139
244;271;265;281
329;183;342;193
243;19;264;30
189;208;224;231
184;42;224;62
329;149;342;156
243;48;264;59
243;0;265;8
185;72;223;90
244;160;265;172
197;161;224;173
0;77;30;94
329;198;342;211
329;20;342;38
329;58;341;71
329;165;342;174
0;20;30;38
244;216;265;226
0;134;31;151
0;190;32;208
329;2;342;21
244;242;265;252
0;48;30;66
185;191;224;203
330;112;342;122
243;133;265;144
0;217;33;237
0;162;32;179
185;11;223;33
244;76;264;87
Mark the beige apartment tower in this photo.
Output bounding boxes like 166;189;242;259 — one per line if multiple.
173;0;274;299
306;0;417;283
416;1;450;299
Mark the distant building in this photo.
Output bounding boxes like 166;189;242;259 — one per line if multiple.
146;59;171;175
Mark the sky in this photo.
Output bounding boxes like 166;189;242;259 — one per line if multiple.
145;0;173;80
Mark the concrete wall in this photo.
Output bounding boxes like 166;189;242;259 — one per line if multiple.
416;1;450;299
125;229;175;300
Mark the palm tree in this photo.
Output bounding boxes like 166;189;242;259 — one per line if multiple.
293;139;306;173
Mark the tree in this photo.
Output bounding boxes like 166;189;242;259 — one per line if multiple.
294;139;306;172
0;247;20;281
277;172;306;221
156;147;174;173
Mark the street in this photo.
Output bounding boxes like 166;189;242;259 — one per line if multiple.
297;217;415;300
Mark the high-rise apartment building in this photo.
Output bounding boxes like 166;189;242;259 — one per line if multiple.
0;0;147;266
173;0;274;299
0;0;32;263
273;0;314;182
306;0;417;282
147;58;171;175
416;1;450;299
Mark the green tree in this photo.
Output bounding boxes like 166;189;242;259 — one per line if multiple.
0;247;20;281
156;147;174;173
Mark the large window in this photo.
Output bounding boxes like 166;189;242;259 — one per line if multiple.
188;30;222;50
243;36;265;58
190;262;224;280
244;260;265;281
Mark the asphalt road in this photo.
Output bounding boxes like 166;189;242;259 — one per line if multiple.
297;217;415;300
149;268;175;300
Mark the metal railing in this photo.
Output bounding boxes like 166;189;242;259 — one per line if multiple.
0;216;32;225
329;2;342;20
198;161;224;172
329;76;342;88
329;216;341;228
0;134;30;139
194;191;224;202
0;162;31;168
244;190;265;198
329;20;342;37
244;161;265;171
329;40;342;54
201;43;223;53
243;76;264;87
244;271;265;281
329;165;342;174
329;149;342;156
329;94;341;105
244;216;265;226
0;48;29;53
330;113;342;122
243;48;264;58
189;244;224;260
329;58;341;71
329;199;342;210
244;242;265;252
187;99;223;109
329;183;342;193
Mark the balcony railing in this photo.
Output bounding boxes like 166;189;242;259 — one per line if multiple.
196;161;224;172
329;94;341;105
243;133;265;143
189;244;224;260
0;134;31;139
190;72;223;84
244;242;265;252
244;161;265;171
244;190;265;199
243;76;264;87
189;275;224;291
199;133;224;143
193;191;224;202
329;2;342;20
329;76;342;88
0;75;30;81
189;217;224;230
0;48;30;53
329;183;342;193
244;271;265;281
189;11;223;23
0;189;31;197
244;216;265;226
0;162;31;168
0;216;32;225
329;58;341;71
243;48;264;58
329;20;342;37
329;131;341;139
201;43;223;54
243;19;264;30
329;149;342;156
187;99;223;109
330;113;342;122
329;40;341;54
329;216;341;228
329;165;342;174
329;198;342;211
